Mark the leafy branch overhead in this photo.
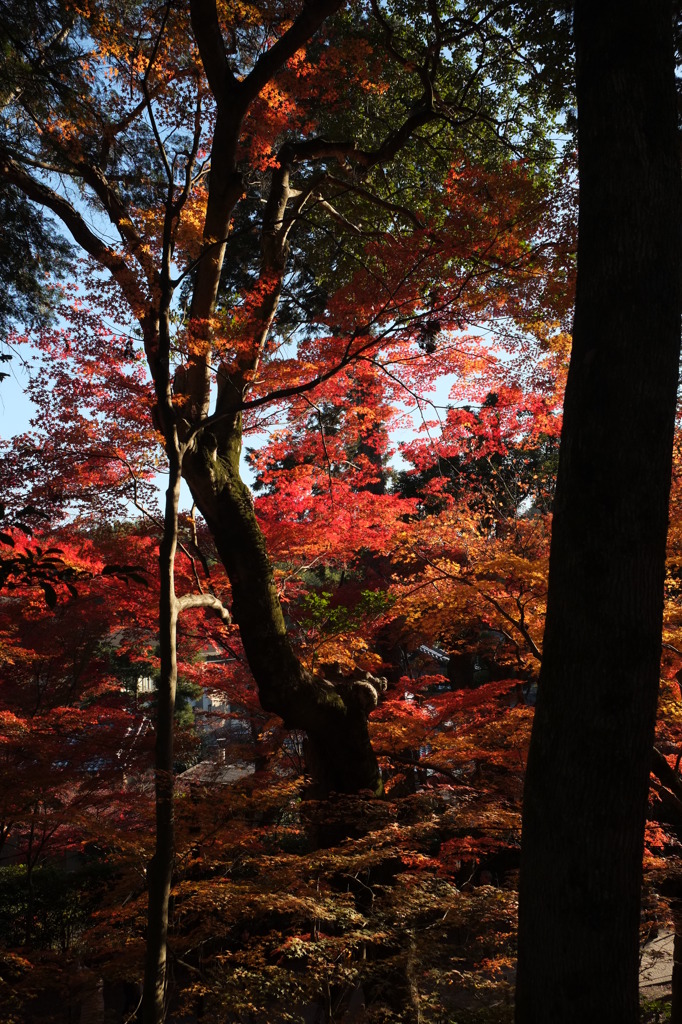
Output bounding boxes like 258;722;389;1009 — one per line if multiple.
0;509;149;606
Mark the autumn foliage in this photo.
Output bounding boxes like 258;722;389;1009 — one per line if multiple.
1;0;681;1022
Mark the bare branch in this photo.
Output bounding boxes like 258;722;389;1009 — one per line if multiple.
176;592;231;623
326;174;426;228
73;159;161;288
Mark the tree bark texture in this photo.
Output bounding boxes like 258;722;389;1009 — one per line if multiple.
515;3;682;1022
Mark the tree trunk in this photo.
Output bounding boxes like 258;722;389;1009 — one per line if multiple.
184;412;383;796
177;4;383;794
515;3;682;1022
140;446;182;1024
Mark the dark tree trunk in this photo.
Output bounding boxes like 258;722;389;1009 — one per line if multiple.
141;390;182;1024
515;3;682;1022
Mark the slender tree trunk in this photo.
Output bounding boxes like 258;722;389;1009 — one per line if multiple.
141;446;181;1024
515;3;682;1022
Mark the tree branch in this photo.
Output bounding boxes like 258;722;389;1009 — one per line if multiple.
0;151;151;314
189;0;239;101
239;0;346;108
176;592;231;623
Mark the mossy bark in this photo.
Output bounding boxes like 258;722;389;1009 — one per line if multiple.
184;411;382;796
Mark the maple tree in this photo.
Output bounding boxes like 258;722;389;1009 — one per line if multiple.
0;518;244;1018
9;173;682;1023
0;0;571;792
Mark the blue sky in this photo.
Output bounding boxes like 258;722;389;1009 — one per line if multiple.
1;357;35;439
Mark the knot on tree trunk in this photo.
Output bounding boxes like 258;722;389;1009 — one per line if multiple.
299;673;387;797
334;672;388;714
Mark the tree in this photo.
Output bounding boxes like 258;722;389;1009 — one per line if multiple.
0;217;573;1020
515;3;682;1022
0;0;569;804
